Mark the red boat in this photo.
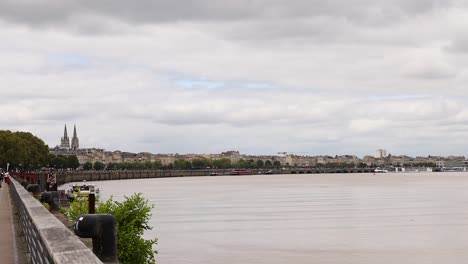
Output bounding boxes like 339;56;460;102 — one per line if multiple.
230;169;253;175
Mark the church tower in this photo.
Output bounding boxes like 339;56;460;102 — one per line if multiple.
60;124;70;149
71;125;79;150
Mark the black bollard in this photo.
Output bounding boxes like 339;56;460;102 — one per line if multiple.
39;191;59;210
74;214;117;263
26;184;41;194
89;193;96;214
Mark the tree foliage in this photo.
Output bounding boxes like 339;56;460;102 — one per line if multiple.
212;158;231;169
67;155;80;169
64;192;158;263
49;154;80;170
191;158;211;169
93;161;105;171
173;159;192;170
0;130;49;170
50;155;68;169
83;162;93;170
97;193;158;264
63;192;90;221
273;160;281;168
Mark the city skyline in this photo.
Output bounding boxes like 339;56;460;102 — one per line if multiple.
2;1;468;157
50;125;463;160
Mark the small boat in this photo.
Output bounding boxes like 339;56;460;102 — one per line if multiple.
374;168;389;173
230;169;253;175
67;182;100;198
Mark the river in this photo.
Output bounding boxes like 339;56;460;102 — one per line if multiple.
61;172;468;264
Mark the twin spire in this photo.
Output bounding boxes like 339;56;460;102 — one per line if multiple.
60;124;79;150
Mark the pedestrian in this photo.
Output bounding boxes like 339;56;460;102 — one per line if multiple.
5;172;10;185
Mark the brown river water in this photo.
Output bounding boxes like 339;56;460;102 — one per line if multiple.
62;172;468;263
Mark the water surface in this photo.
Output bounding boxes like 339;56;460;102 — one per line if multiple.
63;173;468;264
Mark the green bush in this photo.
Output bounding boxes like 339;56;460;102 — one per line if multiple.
97;193;157;264
64;192;157;263
41;202;51;211
64;193;89;221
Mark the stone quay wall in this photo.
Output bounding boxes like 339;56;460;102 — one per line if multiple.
55;168;376;186
9;177;103;264
56;169;217;186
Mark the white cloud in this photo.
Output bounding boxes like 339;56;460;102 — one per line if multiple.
1;2;468;156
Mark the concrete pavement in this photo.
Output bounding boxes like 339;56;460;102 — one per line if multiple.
0;181;18;264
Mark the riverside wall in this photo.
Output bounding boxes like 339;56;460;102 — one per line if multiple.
54;168;376;186
9;177;103;264
12;168;377;188
56;169;216;186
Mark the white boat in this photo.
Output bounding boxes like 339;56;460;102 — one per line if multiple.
374;168;389;173
67;182;99;197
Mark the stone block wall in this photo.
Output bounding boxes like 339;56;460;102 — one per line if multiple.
9;178;103;264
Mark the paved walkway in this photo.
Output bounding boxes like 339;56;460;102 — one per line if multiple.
0;181;18;264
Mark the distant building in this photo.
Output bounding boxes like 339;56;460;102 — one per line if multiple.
59;124;80;150
374;149;387;158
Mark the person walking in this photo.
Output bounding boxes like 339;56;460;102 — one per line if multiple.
5;172;10;185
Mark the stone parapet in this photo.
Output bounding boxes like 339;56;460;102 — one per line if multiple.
9;178;103;264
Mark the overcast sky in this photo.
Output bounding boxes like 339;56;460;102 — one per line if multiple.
2;0;468;157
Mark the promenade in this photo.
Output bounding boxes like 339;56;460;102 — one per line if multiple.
0;182;19;264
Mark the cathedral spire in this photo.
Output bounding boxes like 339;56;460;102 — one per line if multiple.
71;124;79;150
64;124;68;138
60;124;70;149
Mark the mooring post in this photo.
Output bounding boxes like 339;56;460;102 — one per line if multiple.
74;214;117;263
89;193;96;214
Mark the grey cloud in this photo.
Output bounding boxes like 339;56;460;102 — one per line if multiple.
0;0;456;28
404;63;458;79
445;35;468;53
2;1;468;156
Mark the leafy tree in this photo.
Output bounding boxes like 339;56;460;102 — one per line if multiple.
256;160;264;168
247;159;257;169
191;158;211;169
152;161;163;169
106;162;116;170
234;159;247;168
97;193;158;264
264;160;273;168
173;159;192;170
93;161;105;171
0;130;49;170
273;160;281;168
144;161;153;169
357;162;367;168
83;162;93;170
50;155;68;170
212;158;231;169
67;155;80;170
